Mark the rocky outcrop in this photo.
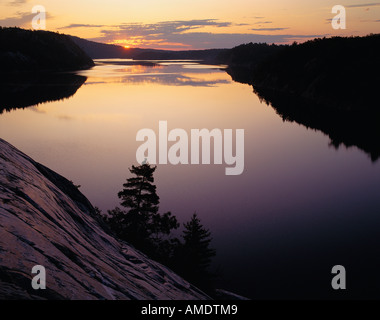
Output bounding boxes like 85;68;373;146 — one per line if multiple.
0;139;209;300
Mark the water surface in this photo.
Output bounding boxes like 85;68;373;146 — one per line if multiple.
1;60;379;298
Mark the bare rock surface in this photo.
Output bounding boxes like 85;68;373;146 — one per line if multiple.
0;138;208;300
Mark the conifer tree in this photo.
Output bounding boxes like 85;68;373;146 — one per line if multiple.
177;213;216;288
106;164;178;255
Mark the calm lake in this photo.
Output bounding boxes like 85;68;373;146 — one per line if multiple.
1;59;380;299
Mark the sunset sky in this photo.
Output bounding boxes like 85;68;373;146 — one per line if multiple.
1;0;379;49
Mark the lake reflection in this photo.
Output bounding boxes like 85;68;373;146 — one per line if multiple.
1;60;380;299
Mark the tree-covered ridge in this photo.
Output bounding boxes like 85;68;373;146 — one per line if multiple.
0;27;94;72
227;34;380;111
226;34;380;161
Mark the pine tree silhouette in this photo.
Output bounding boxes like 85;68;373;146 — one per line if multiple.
106;164;178;255
178;213;216;289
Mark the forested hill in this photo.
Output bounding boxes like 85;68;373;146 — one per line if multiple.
0;27;94;72
226;34;380;161
226;34;380;111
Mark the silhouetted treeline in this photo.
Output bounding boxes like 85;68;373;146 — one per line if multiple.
0;27;94;72
227;34;380;111
226;42;285;69
98;164;216;294
226;34;380;161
